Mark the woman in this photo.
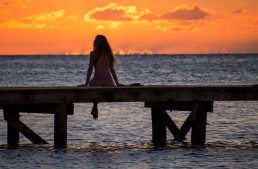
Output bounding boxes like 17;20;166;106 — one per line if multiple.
84;35;121;119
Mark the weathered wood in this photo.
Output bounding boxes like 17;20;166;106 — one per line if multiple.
3;110;19;147
54;104;68;148
1;104;74;115
175;112;193;141
4;109;48;145
163;111;180;138
145;101;193;111
0;85;256;148
2;103;72;148
151;107;167;146
191;102;209;145
0;85;257;104
145;101;213;143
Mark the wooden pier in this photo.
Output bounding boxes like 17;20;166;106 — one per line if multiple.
0;85;257;148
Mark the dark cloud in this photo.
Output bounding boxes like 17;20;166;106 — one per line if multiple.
85;3;210;23
160;5;209;20
232;9;243;15
91;9;132;21
84;3;150;22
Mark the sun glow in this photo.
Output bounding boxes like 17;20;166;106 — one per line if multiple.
0;0;258;54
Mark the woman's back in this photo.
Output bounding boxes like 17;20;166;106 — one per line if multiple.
90;54;114;86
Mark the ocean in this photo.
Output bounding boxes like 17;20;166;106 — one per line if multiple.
0;54;258;168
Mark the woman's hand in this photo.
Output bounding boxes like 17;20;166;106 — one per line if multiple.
116;83;125;86
77;84;88;87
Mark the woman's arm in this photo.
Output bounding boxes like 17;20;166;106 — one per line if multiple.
85;52;94;86
110;66;120;86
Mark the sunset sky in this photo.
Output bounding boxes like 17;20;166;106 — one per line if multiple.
0;0;258;55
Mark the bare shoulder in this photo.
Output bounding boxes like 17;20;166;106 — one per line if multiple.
90;51;95;56
89;51;96;61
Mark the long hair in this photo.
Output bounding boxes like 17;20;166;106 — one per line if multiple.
93;35;116;67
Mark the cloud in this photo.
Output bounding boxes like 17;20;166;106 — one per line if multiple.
191;44;208;54
85;3;209;23
0;0;33;13
232;9;243;15
96;25;104;30
0;20;46;28
96;22;121;29
155;25;196;32
24;10;65;22
114;49;126;55
84;3;150;22
129;49;153;55
2;0;33;8
214;48;228;54
18;0;33;8
160;4;209;20
67;15;78;20
0;9;65;29
84;3;211;31
140;13;159;21
114;49;153;55
108;22;121;29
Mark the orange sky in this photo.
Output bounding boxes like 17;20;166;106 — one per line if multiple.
0;0;258;54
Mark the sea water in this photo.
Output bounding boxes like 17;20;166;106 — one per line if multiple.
0;54;257;168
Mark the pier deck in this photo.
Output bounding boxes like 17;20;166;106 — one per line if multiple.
0;85;257;148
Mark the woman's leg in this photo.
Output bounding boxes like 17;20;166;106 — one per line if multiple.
91;101;98;119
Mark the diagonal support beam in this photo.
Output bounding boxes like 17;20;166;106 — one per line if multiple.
174;112;193;141
164;112;180;137
4;109;48;145
164;111;189;141
146;101;213;145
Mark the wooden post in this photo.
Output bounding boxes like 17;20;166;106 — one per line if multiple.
3;109;19;147
151;107;166;146
54;104;68;148
191;102;208;145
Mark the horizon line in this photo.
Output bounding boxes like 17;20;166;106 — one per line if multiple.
0;53;258;56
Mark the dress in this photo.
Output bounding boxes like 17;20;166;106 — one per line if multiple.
89;54;115;86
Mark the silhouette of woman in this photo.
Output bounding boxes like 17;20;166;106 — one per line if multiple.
84;35;122;119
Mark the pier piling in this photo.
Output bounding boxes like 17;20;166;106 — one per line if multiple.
151;107;167;146
191;102;210;145
4;110;19;147
54;104;69;148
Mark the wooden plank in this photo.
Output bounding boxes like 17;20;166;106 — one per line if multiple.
1;104;74;115
145;101;193;111
0;85;257;104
